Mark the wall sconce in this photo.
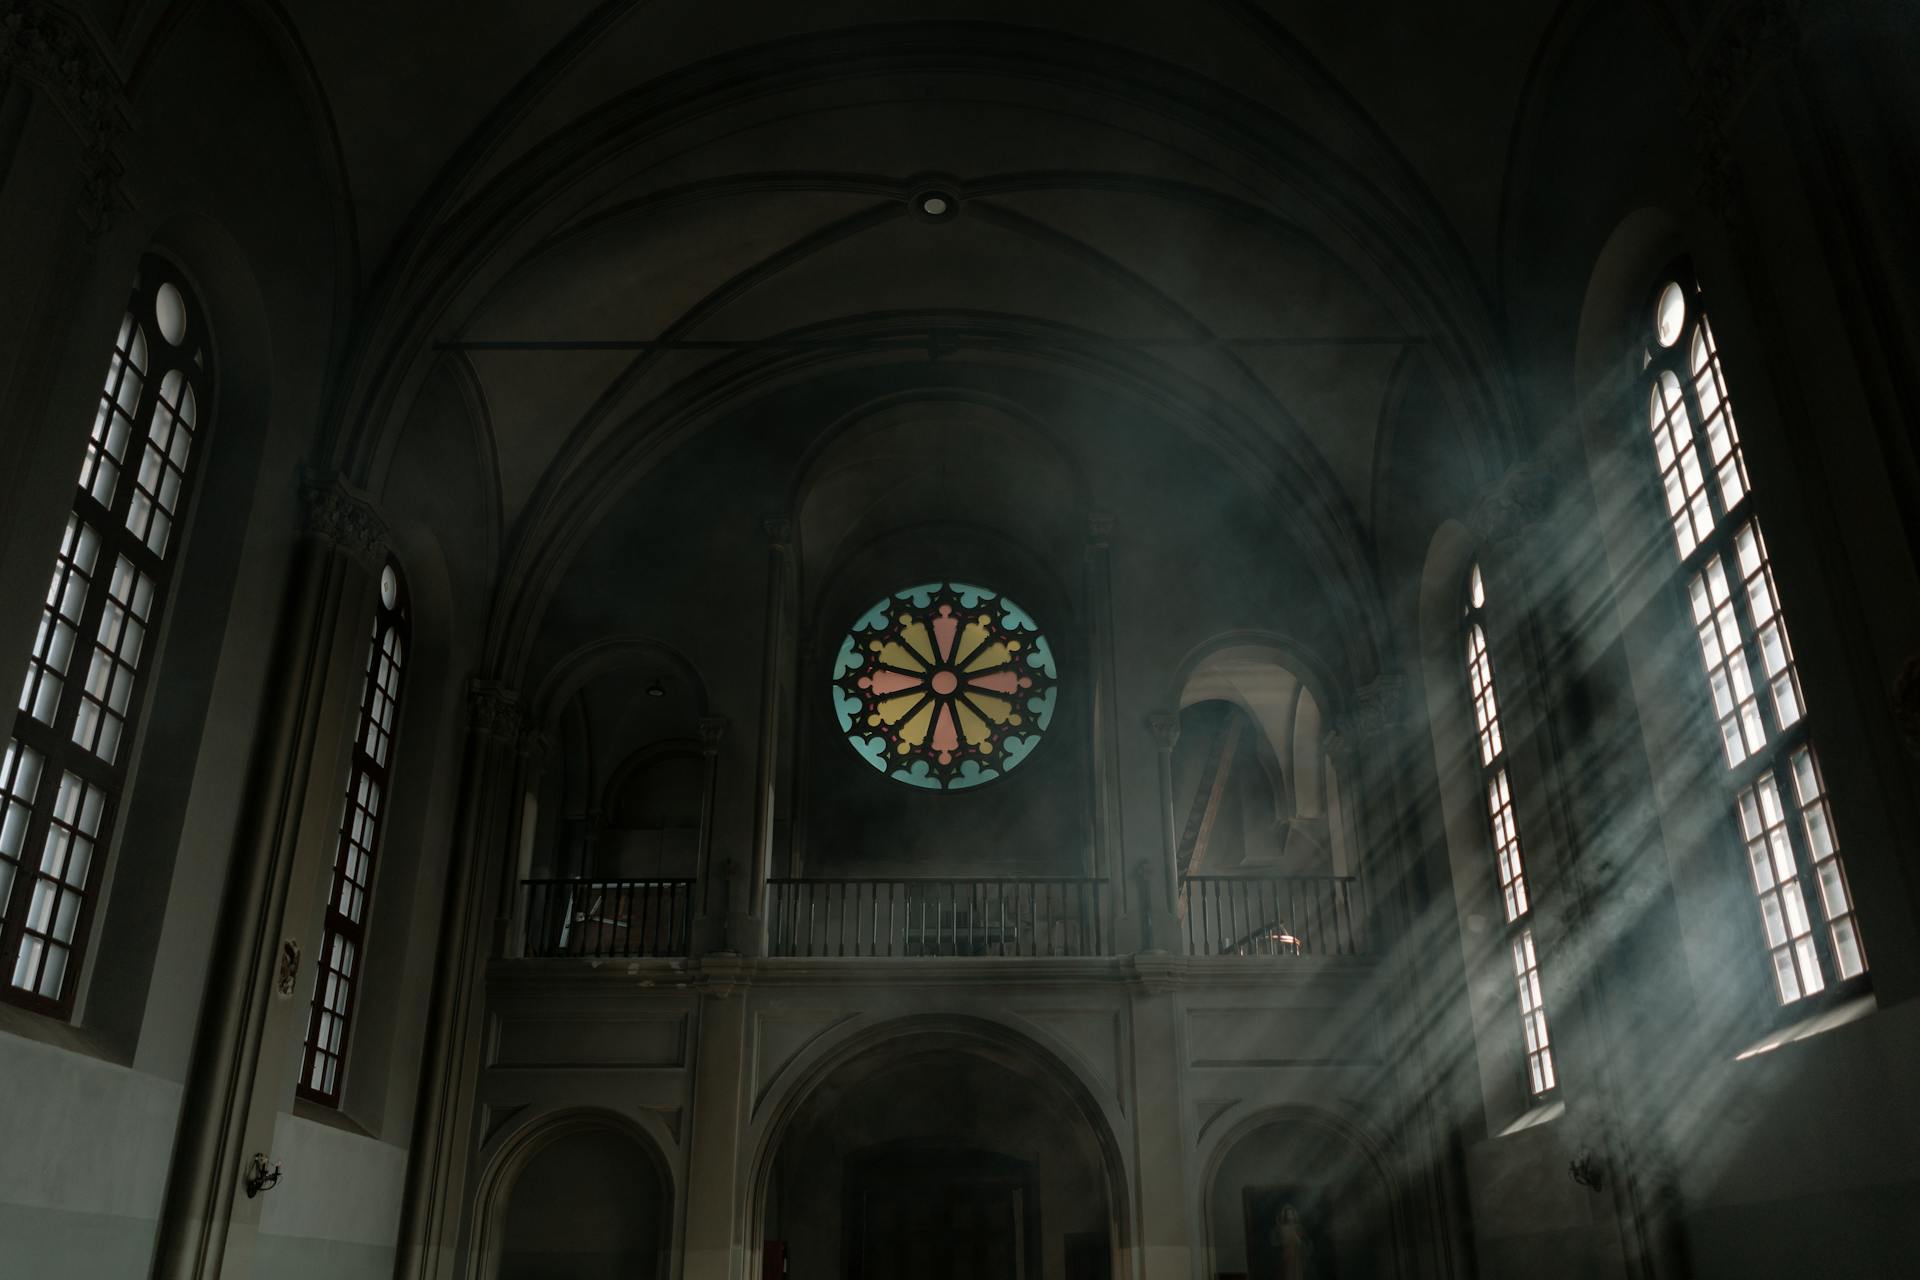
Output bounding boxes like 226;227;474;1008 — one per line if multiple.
244;1153;282;1198
1569;1150;1604;1192
646;678;666;698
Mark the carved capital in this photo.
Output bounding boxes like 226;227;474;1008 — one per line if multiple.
1333;673;1406;749
299;468;388;567
467;679;524;746
697;715;728;756
0;2;131;235
1086;512;1115;549
517;728;554;771
1466;457;1555;547
1687;0;1806;224
761;515;793;547
1146;710;1180;754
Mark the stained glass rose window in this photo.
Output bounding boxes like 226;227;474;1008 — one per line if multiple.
831;582;1058;790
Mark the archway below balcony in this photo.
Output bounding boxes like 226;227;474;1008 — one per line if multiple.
479;1111;674;1280
1203;1108;1404;1280
753;1016;1127;1279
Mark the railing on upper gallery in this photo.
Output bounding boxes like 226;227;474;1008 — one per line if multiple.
767;877;1112;958
521;878;697;958
1178;874;1366;957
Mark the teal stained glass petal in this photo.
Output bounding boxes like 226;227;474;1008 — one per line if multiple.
1024;634;1056;678
832;635;865;679
952;582;997;608
832;686;863;732
1026;686;1057;731
998;599;1038;631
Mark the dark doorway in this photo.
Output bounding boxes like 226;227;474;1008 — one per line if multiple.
845;1147;1041;1280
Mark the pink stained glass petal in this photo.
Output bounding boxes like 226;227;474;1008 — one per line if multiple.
967;670;1021;695
869;668;926;695
932;703;959;756
932;605;958;662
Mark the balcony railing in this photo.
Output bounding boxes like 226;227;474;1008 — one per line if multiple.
521;878;696;958
767;877;1111;958
1179;874;1365;957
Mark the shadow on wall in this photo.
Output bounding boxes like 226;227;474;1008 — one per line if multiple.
495;1127;668;1280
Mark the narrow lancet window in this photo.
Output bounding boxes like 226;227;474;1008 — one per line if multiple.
1465;564;1556;1096
1641;274;1864;1003
0;262;209;1016
298;560;409;1104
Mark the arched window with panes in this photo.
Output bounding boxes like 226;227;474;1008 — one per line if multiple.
298;558;409;1104
1641;268;1864;1004
1463;563;1556;1098
0;259;211;1016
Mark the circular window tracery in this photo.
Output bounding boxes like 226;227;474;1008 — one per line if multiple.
831;582;1058;790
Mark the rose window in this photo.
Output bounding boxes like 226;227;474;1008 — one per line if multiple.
831;582;1058;790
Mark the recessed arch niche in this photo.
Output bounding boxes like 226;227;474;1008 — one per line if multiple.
483;1116;673;1280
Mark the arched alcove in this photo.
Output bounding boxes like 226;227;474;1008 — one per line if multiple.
752;1018;1128;1280
1204;1110;1401;1280
483;1117;673;1280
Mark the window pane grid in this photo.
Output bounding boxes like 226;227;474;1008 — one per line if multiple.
0;741;46;920
19;518;101;726
2;262;208;1016
9;771;106;1000
1642;277;1866;1006
1464;564;1555;1099
1687;557;1765;767
70;557;156;766
78;316;147;509
1513;928;1556;1094
300;571;407;1105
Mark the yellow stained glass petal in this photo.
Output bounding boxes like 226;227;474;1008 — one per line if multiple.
876;640;927;673
963;640;1011;673
953;619;993;668
875;693;924;725
955;699;991;747
963;692;1013;725
899;620;937;666
898;699;934;747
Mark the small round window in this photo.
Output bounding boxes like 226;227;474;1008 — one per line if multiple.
831;582;1058;790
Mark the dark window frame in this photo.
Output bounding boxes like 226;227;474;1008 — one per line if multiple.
297;558;410;1106
0;258;213;1019
1636;261;1867;1012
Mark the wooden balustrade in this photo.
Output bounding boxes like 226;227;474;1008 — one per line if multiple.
1178;874;1365;957
521;878;696;958
766;877;1110;958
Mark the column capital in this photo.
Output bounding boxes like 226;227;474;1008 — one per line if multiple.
1329;673;1406;755
1086;512;1115;548
0;1;132;235
466;679;524;746
300;467;389;568
761;515;794;547
697;715;729;756
1146;710;1181;754
517;728;555;771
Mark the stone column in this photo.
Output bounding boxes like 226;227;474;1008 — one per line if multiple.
745;518;795;955
151;471;385;1280
691;715;727;952
1125;956;1193;1279
679;959;754;1280
394;680;528;1280
1146;710;1181;906
494;729;552;960
1085;515;1126;917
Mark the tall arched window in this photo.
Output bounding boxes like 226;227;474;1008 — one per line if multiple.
1464;564;1556;1097
0;259;210;1016
298;558;409;1104
1641;270;1864;1004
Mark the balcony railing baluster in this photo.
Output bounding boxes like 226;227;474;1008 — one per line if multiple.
1176;874;1365;957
